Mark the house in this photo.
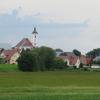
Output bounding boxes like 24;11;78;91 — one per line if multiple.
1;48;20;64
59;52;92;67
0;38;33;64
60;52;78;67
80;55;92;65
15;38;33;50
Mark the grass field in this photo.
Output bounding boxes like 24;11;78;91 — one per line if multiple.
0;64;18;72
0;69;99;100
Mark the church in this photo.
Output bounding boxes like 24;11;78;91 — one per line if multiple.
0;28;38;64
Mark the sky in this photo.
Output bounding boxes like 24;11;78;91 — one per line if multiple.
0;0;100;54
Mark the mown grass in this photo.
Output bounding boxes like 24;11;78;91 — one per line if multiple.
0;64;100;99
0;64;18;72
0;71;99;99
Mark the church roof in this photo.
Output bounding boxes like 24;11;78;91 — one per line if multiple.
15;38;33;48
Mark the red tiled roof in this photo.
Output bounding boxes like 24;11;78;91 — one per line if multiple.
80;55;92;65
2;49;20;61
60;55;92;65
15;38;33;48
60;54;78;65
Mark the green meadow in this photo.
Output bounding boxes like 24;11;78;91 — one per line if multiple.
0;64;100;99
0;64;18;72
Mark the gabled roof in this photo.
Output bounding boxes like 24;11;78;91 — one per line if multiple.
1;49;20;61
60;54;92;65
15;38;33;48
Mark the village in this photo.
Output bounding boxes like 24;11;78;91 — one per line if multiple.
0;0;100;100
0;27;93;69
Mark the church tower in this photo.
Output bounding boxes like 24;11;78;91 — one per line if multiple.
32;27;38;47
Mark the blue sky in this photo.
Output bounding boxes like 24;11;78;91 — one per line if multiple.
0;0;100;53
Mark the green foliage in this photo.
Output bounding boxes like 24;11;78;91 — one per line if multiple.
35;46;55;70
31;46;56;71
79;63;83;68
17;50;38;71
93;60;100;65
86;48;100;58
53;57;65;69
17;46;56;71
0;57;5;64
73;49;81;57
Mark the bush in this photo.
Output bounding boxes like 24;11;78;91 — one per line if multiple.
38;46;55;70
17;46;56;72
53;57;65;69
73;66;77;69
93;60;100;65
17;50;38;72
79;63;83;68
0;57;5;64
83;67;89;71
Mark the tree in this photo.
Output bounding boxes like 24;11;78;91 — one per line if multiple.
17;50;38;72
53;57;65;69
17;46;56;72
86;48;100;58
38;46;55;70
73;49;81;57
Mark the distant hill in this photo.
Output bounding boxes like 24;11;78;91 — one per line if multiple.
0;43;11;49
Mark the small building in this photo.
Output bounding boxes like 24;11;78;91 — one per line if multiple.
59;52;92;67
60;52;78;67
0;38;33;64
1;48;20;64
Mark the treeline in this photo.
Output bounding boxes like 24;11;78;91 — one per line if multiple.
86;48;100;65
17;46;66;72
86;48;100;58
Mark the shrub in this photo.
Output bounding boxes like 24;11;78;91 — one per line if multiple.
79;63;83;68
17;50;38;72
0;57;5;64
17;46;56;72
53;57;65;69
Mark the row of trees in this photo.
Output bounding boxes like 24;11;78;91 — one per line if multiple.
86;48;100;58
17;46;66;72
86;48;100;65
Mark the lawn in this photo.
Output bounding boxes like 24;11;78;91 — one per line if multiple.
0;64;18;72
0;70;100;99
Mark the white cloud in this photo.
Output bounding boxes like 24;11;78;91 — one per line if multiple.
0;0;100;53
0;0;99;22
